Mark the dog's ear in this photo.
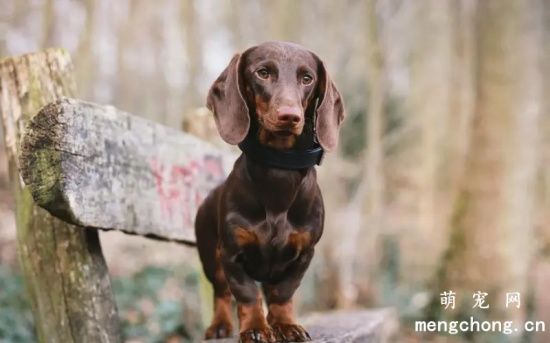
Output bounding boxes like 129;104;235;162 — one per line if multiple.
206;53;250;145
312;54;345;152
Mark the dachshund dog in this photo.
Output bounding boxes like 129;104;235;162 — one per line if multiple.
196;41;345;343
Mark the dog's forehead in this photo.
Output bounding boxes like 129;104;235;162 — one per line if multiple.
246;42;316;67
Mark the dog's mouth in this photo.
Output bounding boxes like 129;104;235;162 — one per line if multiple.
257;127;299;150
273;130;295;137
258;116;304;134
254;115;308;150
268;124;304;137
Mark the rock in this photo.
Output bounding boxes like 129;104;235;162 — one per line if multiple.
207;309;398;343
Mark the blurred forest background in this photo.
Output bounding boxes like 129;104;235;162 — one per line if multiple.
0;0;549;342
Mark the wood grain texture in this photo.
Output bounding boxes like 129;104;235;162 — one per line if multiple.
208;309;398;343
0;50;120;342
19;97;236;244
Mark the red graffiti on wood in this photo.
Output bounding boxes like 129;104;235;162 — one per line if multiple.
151;155;225;226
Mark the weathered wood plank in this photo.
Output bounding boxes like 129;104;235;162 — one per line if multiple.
208;309;399;343
1;50;120;342
19;97;236;244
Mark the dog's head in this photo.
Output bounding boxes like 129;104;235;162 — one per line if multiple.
207;41;345;151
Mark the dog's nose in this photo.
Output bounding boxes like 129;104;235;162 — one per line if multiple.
276;106;302;124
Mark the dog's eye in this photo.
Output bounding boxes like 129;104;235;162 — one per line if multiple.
301;74;314;85
255;68;270;80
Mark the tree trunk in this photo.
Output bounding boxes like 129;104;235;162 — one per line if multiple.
268;0;301;42
0;49;120;343
181;0;203;113
432;0;542;334
74;0;97;100
404;0;453;287
537;0;550;257
534;1;550;341
225;0;243;49
353;0;387;306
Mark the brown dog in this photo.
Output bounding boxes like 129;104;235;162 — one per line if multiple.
195;41;345;343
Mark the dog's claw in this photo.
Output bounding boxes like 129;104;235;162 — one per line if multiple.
239;327;277;343
272;323;312;342
305;330;312;340
217;327;227;338
204;321;233;339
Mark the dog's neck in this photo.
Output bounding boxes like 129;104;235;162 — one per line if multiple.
241;154;315;213
238;130;324;170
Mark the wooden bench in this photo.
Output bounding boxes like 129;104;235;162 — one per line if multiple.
19;97;235;244
1;49;397;342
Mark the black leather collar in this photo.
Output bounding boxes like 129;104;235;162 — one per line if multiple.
238;133;324;170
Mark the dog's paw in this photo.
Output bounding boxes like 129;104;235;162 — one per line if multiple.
239;327;277;343
272;323;312;342
204;320;233;339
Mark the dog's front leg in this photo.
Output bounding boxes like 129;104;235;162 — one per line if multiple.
262;248;314;342
222;254;277;343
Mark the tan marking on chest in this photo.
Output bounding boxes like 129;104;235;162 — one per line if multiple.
234;227;259;247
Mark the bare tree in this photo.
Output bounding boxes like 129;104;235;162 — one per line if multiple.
433;1;543;335
267;0;301;42
75;0;97;100
181;0;203;111
353;0;388;306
